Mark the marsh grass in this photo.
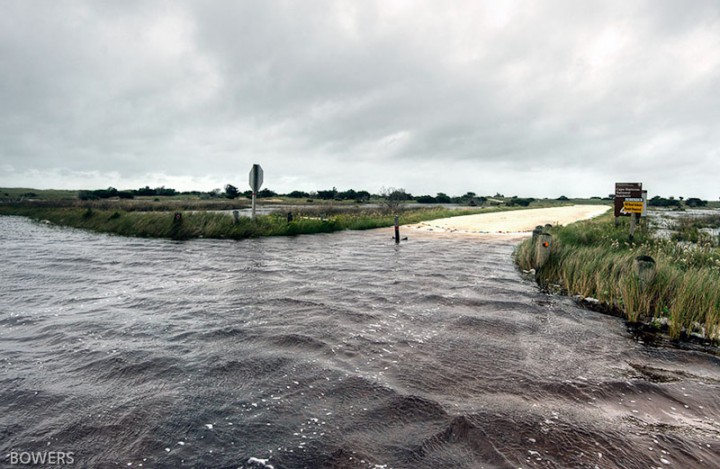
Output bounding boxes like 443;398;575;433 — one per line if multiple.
0;205;510;241
670;214;720;245
515;213;720;342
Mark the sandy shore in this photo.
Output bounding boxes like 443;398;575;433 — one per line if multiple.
405;205;610;238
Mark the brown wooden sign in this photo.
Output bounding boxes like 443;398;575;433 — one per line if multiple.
614;182;642;217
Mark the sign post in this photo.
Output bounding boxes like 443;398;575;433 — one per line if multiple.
249;164;264;219
614;182;643;241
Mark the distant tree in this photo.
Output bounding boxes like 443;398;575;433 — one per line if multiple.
380;187;410;212
557;195;569;201
416;195;437;204
208;188;222;198
316;188;338;200
506;197;535;207
355;190;371;202
155;186;177;196
648;196;681;207
435;192;452;203
137;186;156;196
258;188;278;198
337;189;358;200
287;190;310;198
224;184;239;199
685;197;707;207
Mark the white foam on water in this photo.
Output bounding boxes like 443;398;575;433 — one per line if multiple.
247;456;273;468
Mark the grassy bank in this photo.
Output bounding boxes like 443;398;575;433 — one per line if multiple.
515;213;720;342
0;205;516;240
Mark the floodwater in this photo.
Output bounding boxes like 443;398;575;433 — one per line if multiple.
1;216;719;469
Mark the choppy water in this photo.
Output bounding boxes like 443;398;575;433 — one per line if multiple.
1;216;719;469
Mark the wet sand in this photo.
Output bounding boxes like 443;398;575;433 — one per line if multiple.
406;204;610;237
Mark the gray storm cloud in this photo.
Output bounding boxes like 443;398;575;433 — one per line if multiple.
1;0;718;198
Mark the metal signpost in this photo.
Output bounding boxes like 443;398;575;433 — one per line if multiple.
249;164;264;219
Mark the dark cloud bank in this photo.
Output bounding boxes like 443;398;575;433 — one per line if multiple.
1;0;719;198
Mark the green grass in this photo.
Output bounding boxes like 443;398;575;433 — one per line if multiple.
0;187;79;200
515;213;720;342
0;204;526;241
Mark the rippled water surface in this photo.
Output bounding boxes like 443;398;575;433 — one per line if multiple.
1;216;719;468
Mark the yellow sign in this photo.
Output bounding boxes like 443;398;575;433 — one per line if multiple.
623;201;644;213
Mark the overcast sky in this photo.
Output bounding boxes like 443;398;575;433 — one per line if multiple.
1;0;719;198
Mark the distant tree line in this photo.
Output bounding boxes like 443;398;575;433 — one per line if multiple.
77;185;710;210
73;184;536;207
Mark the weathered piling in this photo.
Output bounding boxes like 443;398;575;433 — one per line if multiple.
535;233;552;270
232;210;240;224
394;215;400;244
629;213;638;241
532;225;543;242
634;255;656;290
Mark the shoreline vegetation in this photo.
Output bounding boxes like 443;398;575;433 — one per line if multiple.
0;186;612;240
514;212;720;346
0;204;539;240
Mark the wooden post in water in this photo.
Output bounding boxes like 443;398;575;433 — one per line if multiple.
232;210;240;225
394;216;400;244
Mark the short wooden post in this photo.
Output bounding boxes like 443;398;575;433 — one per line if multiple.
287;211;293;223
535;233;552;269
634;255;656;290
532;225;543;242
232;210;240;224
394;215;400;244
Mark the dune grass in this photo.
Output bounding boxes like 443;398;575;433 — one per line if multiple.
515;213;720;342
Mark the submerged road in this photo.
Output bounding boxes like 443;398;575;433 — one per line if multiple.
1;214;718;468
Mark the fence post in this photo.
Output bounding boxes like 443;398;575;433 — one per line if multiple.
535;233;552;270
232;210;240;224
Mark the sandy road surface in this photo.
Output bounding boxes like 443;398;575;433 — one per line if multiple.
405;204;610;238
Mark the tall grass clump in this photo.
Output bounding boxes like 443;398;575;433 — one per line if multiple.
515;212;720;342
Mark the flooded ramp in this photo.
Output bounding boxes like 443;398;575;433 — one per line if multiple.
1;216;719;468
